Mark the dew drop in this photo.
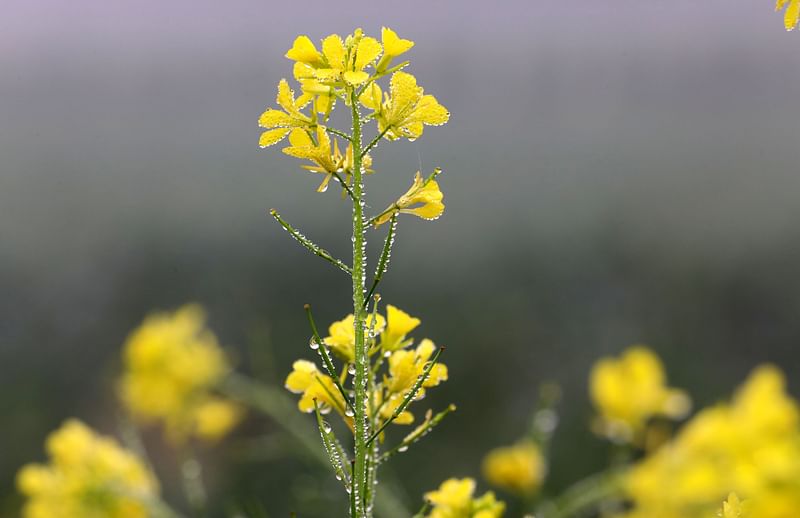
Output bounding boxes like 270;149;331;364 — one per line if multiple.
309;338;320;350
397;445;409;453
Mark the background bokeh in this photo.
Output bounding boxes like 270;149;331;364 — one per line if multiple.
3;0;800;515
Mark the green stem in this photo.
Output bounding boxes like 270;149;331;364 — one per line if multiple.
330;170;357;201
366;346;444;446
349;88;370;518
270;209;352;275
179;448;207;518
363;215;397;310
360;127;390;159
326;126;352;141
304;304;355;413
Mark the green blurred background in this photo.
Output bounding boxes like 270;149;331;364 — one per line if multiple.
3;0;800;515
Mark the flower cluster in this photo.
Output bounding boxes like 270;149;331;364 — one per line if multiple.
258;27;448;225
118;304;242;442
285;304;448;428
16;420;158;518
590;345;691;444
623;365;800;518
424;478;505;518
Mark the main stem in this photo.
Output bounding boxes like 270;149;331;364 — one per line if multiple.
349;89;370;518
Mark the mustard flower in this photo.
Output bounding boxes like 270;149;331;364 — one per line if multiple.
425;478;505;518
118;304;242;442
258;79;313;148
624;365;800;518
285;359;347;416
17;419;158;518
482;440;546;497
286;29;382;86
384;339;448;398
590;345;691;443
359;71;449;141
376;27;414;73
373;171;445;227
380;304;421;352
282;127;373;192
324;313;386;362
777;0;800;31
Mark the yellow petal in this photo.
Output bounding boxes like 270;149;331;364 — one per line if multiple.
321;34;346;69
355;37;382;71
414;95;450;126
359;83;383;111
276;79;295;113
285;360;318;393
343;70;370;85
785;0;800;30
258;109;293;128
287;128;312;147
389;71;423;111
293;62;316;81
381;27;414;57
259;128;290;148
286;35;322;64
406;200;445;220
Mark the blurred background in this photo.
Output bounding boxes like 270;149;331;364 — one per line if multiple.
3;0;800;515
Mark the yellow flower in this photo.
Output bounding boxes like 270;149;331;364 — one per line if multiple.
425;478;505;518
258;79;313;148
776;0;800;31
285;359;347;416
373;170;445;227
286;29;382;87
282;127;373;192
624;365;800;518
376;27;414;72
324;313;386;362
385;339;448;399
590;345;691;443
17;419;158;518
380;304;421;352
358;71;449;141
720;493;749;518
482;440;546;496
118;304;242;442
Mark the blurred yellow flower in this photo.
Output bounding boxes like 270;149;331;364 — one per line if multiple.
258;79;313;148
118;304;242;442
286;29;382;86
285;359;347;417
359;71;449;141
590;346;690;443
425;478;505;518
373;171;445;227
380;304;421;352
17;419;158;518
282;127;373;193
324;312;386;362
624;365;800;518
776;0;800;31
482;440;546;497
